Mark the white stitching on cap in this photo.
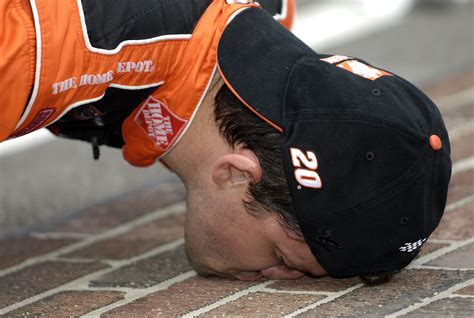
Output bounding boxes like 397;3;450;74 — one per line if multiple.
399;238;427;253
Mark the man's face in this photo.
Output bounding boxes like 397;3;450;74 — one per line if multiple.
184;183;327;281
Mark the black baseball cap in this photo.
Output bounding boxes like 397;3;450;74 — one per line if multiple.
217;7;452;278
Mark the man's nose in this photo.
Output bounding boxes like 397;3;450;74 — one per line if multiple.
260;265;305;280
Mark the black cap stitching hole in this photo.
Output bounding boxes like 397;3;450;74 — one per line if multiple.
366;152;375;161
372;88;381;96
400;217;409;225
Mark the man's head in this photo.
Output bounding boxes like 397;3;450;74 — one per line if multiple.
162;6;451;282
181;83;327;281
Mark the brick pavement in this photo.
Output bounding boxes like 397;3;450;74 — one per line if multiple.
0;71;473;317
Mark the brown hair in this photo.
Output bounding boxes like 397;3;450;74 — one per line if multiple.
214;84;301;235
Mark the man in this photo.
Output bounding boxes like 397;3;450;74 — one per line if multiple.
0;0;451;283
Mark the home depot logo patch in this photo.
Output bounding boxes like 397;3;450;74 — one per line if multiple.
336;60;392;81
135;96;187;150
10;108;56;139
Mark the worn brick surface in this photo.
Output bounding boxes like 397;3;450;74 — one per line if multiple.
49;182;185;234
427;243;474;269
203;292;325;317
455;284;474;295
102;276;258;317
444;116;473;132
425;70;473;100
431;202;473;240
0;237;76;270
447;169;474;204
63;214;185;260
0;261;107;308
451;131;474;162
91;244;191;288
268;276;360;293
8;291;125;317
445;102;474;120
418;242;449;257
404;297;474;317
298;269;474;317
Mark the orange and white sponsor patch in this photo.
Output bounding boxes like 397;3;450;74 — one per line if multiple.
135;96;187;150
336;60;391;81
320;55;350;65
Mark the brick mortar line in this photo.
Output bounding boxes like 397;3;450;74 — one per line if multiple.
412;265;474;272
449;121;474;141
452;156;474;175
449;294;474;299
182;281;274;318
0;239;185;315
435;87;474;111
0;202;186;278
30;232;93;240
0;266;113;315
445;194;474;212
53;258;100;264
259;287;335;296
77;286;141;294
385;278;474;318
82;271;196;318
71;238;183;269
429;239;460;244
284;283;365;318
409;237;474;268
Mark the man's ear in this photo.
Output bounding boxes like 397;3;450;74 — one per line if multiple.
212;150;262;189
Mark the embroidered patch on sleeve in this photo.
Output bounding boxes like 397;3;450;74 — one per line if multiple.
10;108;56;139
135;96;187;151
336;60;392;81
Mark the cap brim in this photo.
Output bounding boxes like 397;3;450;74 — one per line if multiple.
217;7;315;131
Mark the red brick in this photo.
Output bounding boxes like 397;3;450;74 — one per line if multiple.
417;242;449;257
455;284;474;295
445;102;474;118
268;276;360;293
0;237;76;270
50;182;185;234
441;102;473;128
451;131;474;162
8;291;125;317
444;116;468;131
404;297;474;317
431;202;474;241
63;213;185;260
297;269;474;317
102;276;259;317
0;261;107;308
91;244;191;288
447;169;474;204
427;243;474;269
203;292;325;317
424;70;473;100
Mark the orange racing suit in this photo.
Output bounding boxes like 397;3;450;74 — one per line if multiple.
0;0;294;166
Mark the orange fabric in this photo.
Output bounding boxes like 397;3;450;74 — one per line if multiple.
8;0;192;140
0;0;36;141
0;0;296;167
279;0;295;31
122;0;296;166
122;1;258;167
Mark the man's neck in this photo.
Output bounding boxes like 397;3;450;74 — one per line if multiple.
161;76;228;183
